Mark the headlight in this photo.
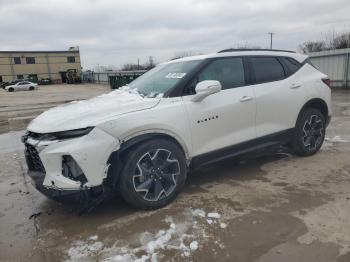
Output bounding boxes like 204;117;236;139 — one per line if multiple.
22;127;94;142
52;127;94;140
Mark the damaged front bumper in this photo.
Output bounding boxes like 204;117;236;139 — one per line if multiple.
23;127;119;196
27;170;84;199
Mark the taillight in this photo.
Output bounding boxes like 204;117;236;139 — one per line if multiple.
322;78;331;87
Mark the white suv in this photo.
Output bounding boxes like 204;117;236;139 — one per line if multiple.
22;49;331;209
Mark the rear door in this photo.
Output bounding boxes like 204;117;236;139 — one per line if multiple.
182;57;256;157
249;56;307;137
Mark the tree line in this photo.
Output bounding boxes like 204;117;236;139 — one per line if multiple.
94;30;350;72
300;30;350;53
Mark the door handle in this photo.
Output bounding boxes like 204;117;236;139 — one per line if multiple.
240;96;253;102
290;83;301;89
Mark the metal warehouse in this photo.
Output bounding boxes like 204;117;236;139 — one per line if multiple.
0;47;81;83
309;48;350;88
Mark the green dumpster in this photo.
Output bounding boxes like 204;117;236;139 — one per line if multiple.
109;71;146;89
27;74;39;83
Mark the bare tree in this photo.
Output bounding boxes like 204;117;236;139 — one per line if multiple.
232;41;262;49
144;56;155;70
121;63;143;71
121;56;156;71
300;41;326;53
332;33;350;49
300;30;350;53
171;51;202;60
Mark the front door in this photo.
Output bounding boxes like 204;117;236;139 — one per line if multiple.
17;82;28;90
182;57;256;157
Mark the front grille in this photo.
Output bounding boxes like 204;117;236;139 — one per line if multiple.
25;144;46;173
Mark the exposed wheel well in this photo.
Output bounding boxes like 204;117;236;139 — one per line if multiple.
301;98;328;119
105;133;187;188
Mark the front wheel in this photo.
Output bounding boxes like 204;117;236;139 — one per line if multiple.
119;139;187;209
29;86;35;90
291;108;326;156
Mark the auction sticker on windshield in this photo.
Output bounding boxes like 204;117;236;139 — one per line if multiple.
165;73;186;79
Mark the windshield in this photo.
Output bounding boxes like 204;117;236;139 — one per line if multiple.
128;60;202;97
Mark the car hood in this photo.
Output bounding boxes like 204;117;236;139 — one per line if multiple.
27;89;160;133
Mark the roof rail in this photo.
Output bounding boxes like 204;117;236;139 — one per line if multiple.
218;48;296;53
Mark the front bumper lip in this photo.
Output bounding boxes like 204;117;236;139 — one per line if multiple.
28;171;83;199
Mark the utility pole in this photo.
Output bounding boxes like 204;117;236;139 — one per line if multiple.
268;32;274;49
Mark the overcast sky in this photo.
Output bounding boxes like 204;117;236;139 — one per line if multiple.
1;0;349;70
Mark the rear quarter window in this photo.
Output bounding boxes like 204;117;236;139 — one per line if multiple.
303;58;317;68
281;57;302;76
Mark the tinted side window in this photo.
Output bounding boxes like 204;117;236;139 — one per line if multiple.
282;57;301;76
198;57;245;90
251;57;285;84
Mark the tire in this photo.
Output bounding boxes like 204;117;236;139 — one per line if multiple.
29;86;34;91
291;108;326;156
8;88;14;92
119;139;187;209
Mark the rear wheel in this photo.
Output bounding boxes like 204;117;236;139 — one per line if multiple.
291;108;325;156
119;139;187;209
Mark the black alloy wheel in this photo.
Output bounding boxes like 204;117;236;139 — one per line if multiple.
119;139;187;209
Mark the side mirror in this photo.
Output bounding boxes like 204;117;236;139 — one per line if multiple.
192;80;222;102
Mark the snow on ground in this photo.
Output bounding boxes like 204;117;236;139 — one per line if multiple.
220;223;227;229
189;241;198;251
325;136;348;143
67;241;104;260
66;208;227;262
89;235;98;241
207;213;221;219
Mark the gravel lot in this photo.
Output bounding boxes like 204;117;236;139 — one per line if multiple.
0;85;350;262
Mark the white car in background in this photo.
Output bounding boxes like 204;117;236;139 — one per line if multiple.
5;81;38;92
22;49;331;210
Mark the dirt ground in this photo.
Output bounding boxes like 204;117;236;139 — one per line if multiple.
0;85;350;262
